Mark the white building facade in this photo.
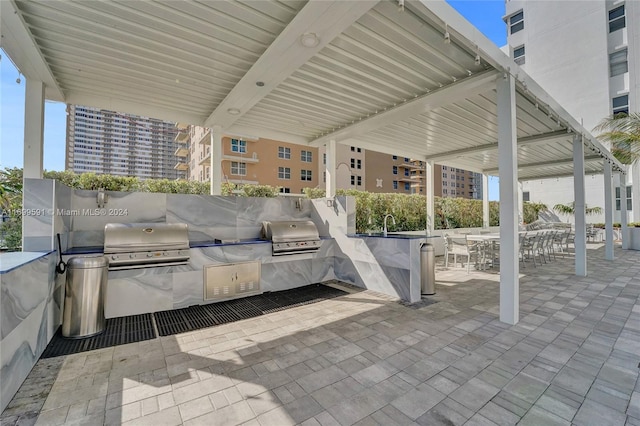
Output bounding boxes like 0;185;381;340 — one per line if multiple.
505;0;639;224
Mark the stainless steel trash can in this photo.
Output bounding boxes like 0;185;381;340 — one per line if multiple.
420;243;435;295
62;256;108;338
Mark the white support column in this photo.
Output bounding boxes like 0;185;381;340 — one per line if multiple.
482;174;489;228
517;182;524;226
210;125;222;196
604;161;614;260
325;139;337;198
426;161;435;235
496;73;519;325
621;169;629;249
632;162;640;222
573;135;587;276
23;79;45;179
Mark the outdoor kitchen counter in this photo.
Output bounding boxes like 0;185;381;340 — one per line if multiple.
0;250;59;412
0;250;54;273
61;239;271;254
337;234;437;303
348;233;438;239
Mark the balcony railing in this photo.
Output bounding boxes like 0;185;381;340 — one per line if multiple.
174;131;189;144
174;147;189;157
174;162;188;171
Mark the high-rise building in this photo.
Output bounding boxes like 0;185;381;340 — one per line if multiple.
505;1;639;223
65;105;180;179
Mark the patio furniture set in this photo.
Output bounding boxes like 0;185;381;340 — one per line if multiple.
443;227;575;273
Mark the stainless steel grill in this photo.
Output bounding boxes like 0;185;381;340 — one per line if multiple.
104;223;190;270
261;220;321;255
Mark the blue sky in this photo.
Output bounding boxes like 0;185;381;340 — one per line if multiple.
0;0;506;197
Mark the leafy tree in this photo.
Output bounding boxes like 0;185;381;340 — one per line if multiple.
593;112;640;164
523;201;548;224
553;201;602;219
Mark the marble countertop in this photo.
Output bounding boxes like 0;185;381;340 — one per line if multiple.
0;251;54;274
62;239;272;255
349;233;438;239
189;239;270;248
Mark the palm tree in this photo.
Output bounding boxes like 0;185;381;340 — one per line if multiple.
553;202;602;219
593;112;640;164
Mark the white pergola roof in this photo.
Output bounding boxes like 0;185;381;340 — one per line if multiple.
1;0;624;179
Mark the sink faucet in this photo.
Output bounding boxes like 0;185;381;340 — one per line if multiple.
383;214;396;237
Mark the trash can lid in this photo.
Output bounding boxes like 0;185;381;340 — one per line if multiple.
67;256;109;269
421;243;434;251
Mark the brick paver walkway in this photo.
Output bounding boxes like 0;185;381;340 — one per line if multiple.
2;245;639;425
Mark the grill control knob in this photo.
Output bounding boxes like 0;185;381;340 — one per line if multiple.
129;254;134;259
111;255;118;260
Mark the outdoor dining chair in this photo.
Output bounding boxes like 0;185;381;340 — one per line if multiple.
444;234;483;274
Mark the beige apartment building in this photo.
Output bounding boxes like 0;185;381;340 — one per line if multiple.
321;146;481;199
175;125;318;194
177;125;481;198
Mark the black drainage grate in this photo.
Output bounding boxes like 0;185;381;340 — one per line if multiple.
155;284;348;336
41;313;155;358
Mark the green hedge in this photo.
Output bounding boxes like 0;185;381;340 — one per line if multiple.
303;188;500;233
4;168;559;250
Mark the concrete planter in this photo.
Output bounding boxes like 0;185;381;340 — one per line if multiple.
627;227;640;250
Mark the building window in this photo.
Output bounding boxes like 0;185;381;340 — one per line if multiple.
357;159;361;169
523;191;530;202
443;173;447;178
443;188;448;195
393;181;398;190
301;169;312;181
404;168;410;177
323;171;326;183
404;157;409;162
393;166;398;175
442;166;447;171
510;10;524;34
357;176;362;186
613;94;629;115
616;186;632;210
513;45;525;65
279;187;291;194
609;5;625;33
230;161;246;176
323;153;326;164
443;181;447;186
392;155;398;160
278;167;291;179
351;158;356;168
357;147;362;153
610;48;628;77
278;146;291;159
231;139;246;153
404;182;410;191
351;175;355;185
301;150;313;162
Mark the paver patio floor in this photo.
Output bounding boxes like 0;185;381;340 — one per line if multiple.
2;244;639;425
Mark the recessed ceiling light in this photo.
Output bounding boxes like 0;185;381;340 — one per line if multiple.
256;81;265;87
227;108;241;115
300;32;320;48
